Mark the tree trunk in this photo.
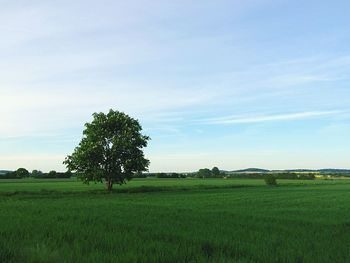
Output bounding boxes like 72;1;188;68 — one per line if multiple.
106;179;113;192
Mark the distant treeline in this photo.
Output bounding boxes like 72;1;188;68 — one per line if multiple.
227;168;350;176
137;167;223;179
134;172;188;178
119;166;350;180
227;172;316;180
1;167;349;180
0;168;73;179
140;169;318;180
317;169;350;175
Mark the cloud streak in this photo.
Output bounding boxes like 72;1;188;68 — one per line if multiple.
203;111;343;125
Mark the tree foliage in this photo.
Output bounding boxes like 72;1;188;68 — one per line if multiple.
264;175;277;186
31;170;43;178
31;170;72;179
0;168;29;179
195;167;223;178
211;167;221;177
15;168;30;178
197;168;212;178
64;110;150;191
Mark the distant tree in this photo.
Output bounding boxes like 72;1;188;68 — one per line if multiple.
171;173;185;178
31;170;43;178
211;167;221;177
197;168;212;178
63;171;73;178
133;172;147;178
0;171;17;179
16;168;30;178
308;173;316;180
156;173;168;178
48;170;57;178
64;110;150;192
298;173;316;180
264;175;277;186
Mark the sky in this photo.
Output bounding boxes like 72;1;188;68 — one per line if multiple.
0;0;350;172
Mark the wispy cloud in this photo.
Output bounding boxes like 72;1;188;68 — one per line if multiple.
203;111;342;125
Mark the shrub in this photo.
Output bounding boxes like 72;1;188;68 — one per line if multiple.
264;175;277;186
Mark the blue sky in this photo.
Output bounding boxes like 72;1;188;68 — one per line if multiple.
0;0;350;172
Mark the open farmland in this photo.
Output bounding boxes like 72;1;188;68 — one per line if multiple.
1;178;350;263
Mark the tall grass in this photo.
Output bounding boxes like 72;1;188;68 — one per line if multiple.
0;179;349;263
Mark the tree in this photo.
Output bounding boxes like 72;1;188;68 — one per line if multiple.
64;110;150;192
197;168;212;178
211;167;221;177
48;170;57;178
63;171;73;178
16;168;29;178
31;170;43;178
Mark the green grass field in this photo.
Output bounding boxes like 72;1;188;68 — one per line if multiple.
1;178;350;263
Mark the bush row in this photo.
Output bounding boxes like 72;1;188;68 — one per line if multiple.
0;168;73;179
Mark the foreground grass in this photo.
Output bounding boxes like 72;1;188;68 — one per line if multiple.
0;179;349;263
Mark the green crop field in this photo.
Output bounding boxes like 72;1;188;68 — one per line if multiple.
1;178;350;263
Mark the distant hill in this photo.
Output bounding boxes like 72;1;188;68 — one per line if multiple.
233;168;270;173
317;169;350;174
283;169;350;175
226;168;350;176
0;170;12;175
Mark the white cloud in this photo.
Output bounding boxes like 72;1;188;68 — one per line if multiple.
203;111;342;125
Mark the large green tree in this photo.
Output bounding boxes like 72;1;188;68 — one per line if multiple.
16;168;30;178
64;110;150;191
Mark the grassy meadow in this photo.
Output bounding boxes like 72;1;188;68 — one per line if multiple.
1;178;350;263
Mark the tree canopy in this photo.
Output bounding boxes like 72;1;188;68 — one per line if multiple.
15;168;29;178
64;110;150;191
197;168;212;178
211;167;221;177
